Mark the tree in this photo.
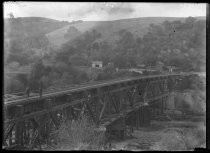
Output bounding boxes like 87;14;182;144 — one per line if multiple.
64;26;81;39
185;16;196;27
16;73;28;87
25;34;49;49
8;12;14;19
113;55;127;68
5;38;31;65
116;29;136;51
56;46;76;63
68;54;89;66
55;62;69;74
40;75;51;88
29;60;45;89
8;61;20;69
5;77;25;93
74;71;89;84
92;42;99;51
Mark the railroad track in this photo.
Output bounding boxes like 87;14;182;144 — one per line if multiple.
4;77;132;102
4;73;193;106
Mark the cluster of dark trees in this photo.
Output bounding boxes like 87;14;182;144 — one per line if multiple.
55;17;205;71
4;17;69;66
113;17;205;71
4;17;206;93
141;17;206;71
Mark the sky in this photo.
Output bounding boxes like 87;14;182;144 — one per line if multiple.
4;2;206;21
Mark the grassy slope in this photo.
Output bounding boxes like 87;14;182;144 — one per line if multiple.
4;17;69;43
4;17;70;56
46;17;190;49
46;21;100;48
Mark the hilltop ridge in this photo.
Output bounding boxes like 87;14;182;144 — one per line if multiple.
46;16;205;49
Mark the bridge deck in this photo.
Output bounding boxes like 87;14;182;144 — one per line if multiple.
4;73;192;107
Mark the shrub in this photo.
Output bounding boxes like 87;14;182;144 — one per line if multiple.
40;75;51;89
157;130;186;151
57;115;105;150
4;76;25;93
182;125;206;149
96;72;114;81
153;126;206;151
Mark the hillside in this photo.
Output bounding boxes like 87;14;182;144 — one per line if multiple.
4;17;69;38
4;17;69;53
4;16;206;94
4;17;70;64
46;17;205;49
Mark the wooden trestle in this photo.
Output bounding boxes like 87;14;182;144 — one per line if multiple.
3;73;197;150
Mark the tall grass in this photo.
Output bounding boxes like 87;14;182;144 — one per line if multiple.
181;124;206;149
152;125;206;151
57;115;106;150
153;129;186;151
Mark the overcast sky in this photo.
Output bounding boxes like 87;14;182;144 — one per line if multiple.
4;2;206;21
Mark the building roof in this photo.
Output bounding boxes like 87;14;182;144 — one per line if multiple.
92;61;102;64
165;66;180;69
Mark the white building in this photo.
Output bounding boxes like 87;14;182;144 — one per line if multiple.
92;61;103;68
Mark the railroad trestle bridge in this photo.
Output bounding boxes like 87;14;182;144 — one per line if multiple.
3;73;198;150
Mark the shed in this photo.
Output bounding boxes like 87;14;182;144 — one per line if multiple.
92;61;103;68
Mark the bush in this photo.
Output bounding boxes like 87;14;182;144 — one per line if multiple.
174;90;206;114
73;71;89;84
182;125;206;149
4;76;25;93
153;126;206;151
156;130;186;151
40;75;51;89
57;115;105;150
96;72;114;81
